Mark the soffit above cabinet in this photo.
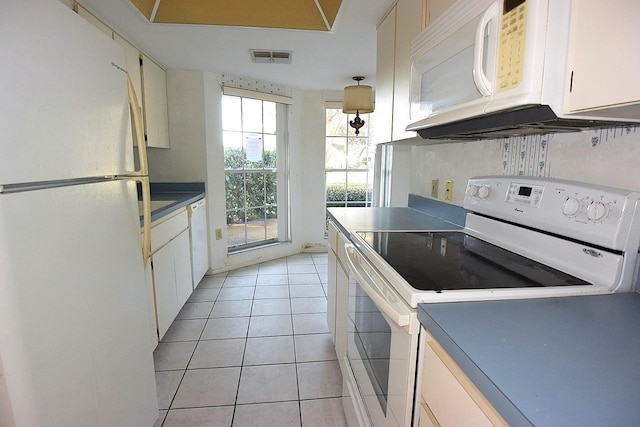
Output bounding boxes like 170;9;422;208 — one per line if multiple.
129;0;343;31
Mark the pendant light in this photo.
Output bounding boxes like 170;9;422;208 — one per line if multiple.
343;76;374;135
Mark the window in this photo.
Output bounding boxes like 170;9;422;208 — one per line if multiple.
222;93;289;251
325;108;374;211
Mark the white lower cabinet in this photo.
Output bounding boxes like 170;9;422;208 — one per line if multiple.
149;209;194;341
418;327;508;426
152;241;179;340
327;221;349;373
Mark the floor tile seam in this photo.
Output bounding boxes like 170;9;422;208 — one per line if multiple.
163;367;189;414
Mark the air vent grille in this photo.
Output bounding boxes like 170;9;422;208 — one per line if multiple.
250;50;292;64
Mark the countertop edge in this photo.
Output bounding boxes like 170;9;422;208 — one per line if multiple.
417;305;533;426
148;192;205;223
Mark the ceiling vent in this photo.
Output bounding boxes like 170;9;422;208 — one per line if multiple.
250;50;292;64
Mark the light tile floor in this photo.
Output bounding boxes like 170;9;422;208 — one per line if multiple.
153;253;349;427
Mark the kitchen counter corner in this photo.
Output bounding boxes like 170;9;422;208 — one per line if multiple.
139;182;205;223
418;293;640;426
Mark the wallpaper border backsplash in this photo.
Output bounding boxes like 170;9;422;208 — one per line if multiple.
501;125;638;177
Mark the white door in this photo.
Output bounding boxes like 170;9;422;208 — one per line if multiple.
0;180;158;427
0;0;134;185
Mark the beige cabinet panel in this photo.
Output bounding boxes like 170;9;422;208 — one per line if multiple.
141;55;170;148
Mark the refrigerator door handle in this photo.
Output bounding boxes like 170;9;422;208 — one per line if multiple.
127;75;151;265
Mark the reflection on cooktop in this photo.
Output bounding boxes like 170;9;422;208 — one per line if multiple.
358;231;590;291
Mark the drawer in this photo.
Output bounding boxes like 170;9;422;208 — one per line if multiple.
150;208;188;253
421;329;507;427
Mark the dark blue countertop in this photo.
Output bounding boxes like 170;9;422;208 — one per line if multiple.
418;293;640;426
139;182;205;223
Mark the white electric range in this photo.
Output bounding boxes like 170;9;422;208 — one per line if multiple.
342;176;640;427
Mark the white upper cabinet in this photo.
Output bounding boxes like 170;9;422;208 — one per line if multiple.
141;55;171;149
70;2;171;149
425;0;457;26
564;0;640;114
75;4;112;38
375;0;424;143
375;6;396;144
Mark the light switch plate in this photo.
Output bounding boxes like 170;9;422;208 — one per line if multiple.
431;179;439;198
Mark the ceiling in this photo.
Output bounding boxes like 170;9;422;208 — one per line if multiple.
129;0;343;31
77;0;396;92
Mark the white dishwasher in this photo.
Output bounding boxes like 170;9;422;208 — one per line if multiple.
188;198;209;286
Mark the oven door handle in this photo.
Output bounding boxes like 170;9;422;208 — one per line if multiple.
345;244;412;328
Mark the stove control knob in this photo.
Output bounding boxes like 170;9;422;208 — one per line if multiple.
586;201;608;222
466;184;479;197
478;185;491;199
562;197;582;216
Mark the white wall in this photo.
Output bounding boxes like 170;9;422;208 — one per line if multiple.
148;70;207;182
410;127;640;206
155;70;328;274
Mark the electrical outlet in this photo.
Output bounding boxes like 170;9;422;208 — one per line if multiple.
431;179;439;198
215;228;222;240
445;180;453;201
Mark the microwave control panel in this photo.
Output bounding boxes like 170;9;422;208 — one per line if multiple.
497;0;527;92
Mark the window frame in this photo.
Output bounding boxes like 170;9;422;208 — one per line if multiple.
222;89;290;252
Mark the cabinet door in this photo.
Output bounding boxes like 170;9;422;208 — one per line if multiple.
421;330;507;426
375;5;396;144
141;54;170;148
144;262;159;350
425;0;456;26
335;258;349;367
152;244;178;340
392;0;423;141
75;4;112;38
565;0;640;113
174;229;194;308
327;247;338;340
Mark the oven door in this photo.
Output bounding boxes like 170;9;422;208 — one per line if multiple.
343;244;420;427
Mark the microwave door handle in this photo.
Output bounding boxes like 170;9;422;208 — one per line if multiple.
473;2;498;96
344;245;411;328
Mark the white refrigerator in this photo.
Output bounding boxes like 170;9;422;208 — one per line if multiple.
0;0;158;426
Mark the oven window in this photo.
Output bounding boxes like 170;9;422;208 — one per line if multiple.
353;282;391;415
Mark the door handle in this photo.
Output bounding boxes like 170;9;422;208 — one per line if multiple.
473;2;498;97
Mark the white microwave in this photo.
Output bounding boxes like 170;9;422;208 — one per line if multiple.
406;0;640;140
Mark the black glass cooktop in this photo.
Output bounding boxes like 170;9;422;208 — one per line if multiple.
357;231;590;291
